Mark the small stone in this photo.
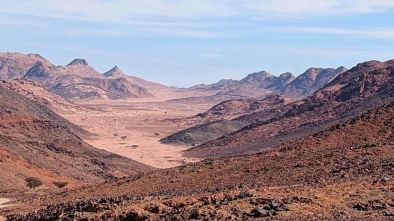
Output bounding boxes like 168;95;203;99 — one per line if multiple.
353;203;368;211
383;211;394;217
251;207;269;218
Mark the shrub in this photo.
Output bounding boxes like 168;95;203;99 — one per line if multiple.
25;177;43;188
53;181;68;188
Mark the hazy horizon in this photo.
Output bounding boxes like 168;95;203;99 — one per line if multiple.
1;0;394;87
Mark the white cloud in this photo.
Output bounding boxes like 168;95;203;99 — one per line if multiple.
245;0;394;17
0;0;234;22
277;26;394;40
1;0;394;23
1;1;394;39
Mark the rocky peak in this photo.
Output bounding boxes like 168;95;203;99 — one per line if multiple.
27;53;44;59
279;72;294;78
302;68;324;80
103;65;126;78
279;72;295;82
67;59;89;66
241;71;274;83
336;66;348;73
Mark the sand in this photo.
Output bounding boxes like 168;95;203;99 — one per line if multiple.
62;100;214;168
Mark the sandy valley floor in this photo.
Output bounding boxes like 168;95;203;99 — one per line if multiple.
62;100;213;168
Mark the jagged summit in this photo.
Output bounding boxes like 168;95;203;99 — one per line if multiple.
336;66;347;72
67;58;89;66
279;72;295;79
103;65;126;78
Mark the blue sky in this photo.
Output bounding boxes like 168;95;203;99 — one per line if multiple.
1;1;394;87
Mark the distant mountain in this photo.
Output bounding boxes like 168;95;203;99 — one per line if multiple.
19;55;153;100
268;72;295;91
0;84;151;193
281;66;347;98
190;79;238;91
188;67;344;100
0;53;160;100
0;52;51;80
103;65;174;98
187;71;285;101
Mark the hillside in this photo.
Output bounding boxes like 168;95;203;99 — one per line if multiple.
0;84;152;194
0;79;82;114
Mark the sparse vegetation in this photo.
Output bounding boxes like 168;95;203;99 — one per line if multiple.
53;181;68;188
121;135;127;140
25;177;43;188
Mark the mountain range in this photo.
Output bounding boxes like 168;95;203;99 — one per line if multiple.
190;67;346;100
1;52;347;102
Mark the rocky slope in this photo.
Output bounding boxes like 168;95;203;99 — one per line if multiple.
194;95;286;122
162;60;392;158
5;102;393;220
0;79;82;114
0;84;152;194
